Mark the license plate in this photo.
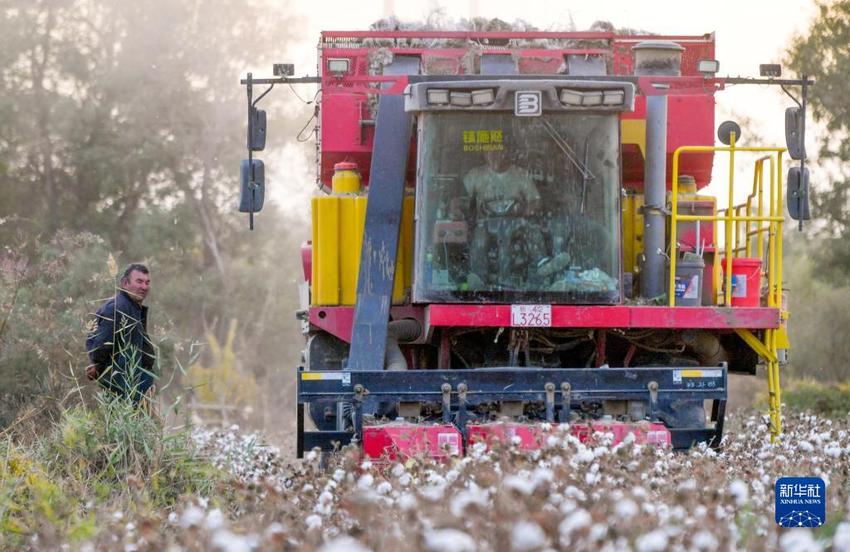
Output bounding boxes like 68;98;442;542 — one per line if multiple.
510;304;552;327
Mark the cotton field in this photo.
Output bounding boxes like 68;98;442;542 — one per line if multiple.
76;412;850;551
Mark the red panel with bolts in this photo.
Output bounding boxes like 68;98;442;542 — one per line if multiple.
571;421;672;447
469;421;672;451
468;423;557;451
362;423;462;460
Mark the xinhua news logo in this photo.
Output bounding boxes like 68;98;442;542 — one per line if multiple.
775;477;826;528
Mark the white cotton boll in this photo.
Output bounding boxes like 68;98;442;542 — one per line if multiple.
799;441;815;453
450;486;490;517
559;508;591;542
615;498;638;520
511;521;547;552
728;479;749;506
332;469;346;482
589;523;607;542
180;505;205;528
564;486;587;502
211;529;258;552
446;470;460;483
357;474;374;489
423;528;476;552
832;522;850;552
826;445;843;458
585;470;600;486
302;484;315;493
573;449;595;463
779;529;821;552
635;529;668;552
398;492;417;511
559;499;577;514
504;475;536;496
532;467;554;487
305;514;322;530
642;502;655;515
546;435;559;448
167;512;178;525
264;522;285;539
691;529;718;550
112;511;124;521
398;473;412;487
510;435;523;446
376;481;392;495
305;450;319;462
318;536;372;552
391;463;406;477
205;508;225;530
693;505;708;518
361;460;373;470
677;479;697;492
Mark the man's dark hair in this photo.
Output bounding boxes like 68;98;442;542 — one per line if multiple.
121;263;150;283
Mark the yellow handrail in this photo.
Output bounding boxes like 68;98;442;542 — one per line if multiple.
668;134;786;441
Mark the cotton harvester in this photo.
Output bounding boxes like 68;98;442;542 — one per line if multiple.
239;28;812;458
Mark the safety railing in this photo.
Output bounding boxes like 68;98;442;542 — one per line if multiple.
668;135;785;308
668;135;786;440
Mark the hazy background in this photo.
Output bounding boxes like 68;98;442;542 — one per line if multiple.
1;0;848;451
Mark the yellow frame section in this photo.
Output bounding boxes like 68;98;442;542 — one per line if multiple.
668;135;787;441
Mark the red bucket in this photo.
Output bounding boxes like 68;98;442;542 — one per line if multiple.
722;257;762;306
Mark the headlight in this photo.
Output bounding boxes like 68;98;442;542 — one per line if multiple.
426;89;450;105
450;92;472;106
602;90;625;106
471;89;495;105
582;91;603;106
559;89;583;106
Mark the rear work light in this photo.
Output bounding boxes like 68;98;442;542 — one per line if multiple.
327;58;350;74
697;59;720;75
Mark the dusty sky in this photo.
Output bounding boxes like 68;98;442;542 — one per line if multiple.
268;0;819;211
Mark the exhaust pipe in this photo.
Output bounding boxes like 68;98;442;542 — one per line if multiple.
634;41;683;299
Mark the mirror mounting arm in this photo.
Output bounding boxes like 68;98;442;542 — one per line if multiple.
245;74;274;230
798;75;809;232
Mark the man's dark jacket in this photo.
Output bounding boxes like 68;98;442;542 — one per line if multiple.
86;290;156;401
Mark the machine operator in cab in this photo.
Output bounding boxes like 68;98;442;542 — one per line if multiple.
462;137;550;291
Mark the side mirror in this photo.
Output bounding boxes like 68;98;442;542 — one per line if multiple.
717;120;742;146
248;107;267;151
785;107;806;160
239;159;265;213
787;166;810;221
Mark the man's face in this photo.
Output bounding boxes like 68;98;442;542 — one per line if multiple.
122;270;151;303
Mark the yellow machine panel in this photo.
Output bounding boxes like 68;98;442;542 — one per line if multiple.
621;192;645;275
311;193;414;306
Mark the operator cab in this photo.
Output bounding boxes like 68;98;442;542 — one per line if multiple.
407;80;634;304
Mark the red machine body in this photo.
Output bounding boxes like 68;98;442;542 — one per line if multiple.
317;30;715;192
362;420;671;460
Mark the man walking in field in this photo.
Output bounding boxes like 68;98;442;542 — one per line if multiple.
86;263;157;403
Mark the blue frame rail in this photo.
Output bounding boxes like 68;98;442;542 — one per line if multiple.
296;366;728;455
